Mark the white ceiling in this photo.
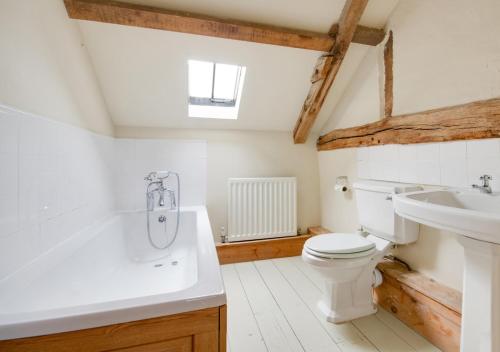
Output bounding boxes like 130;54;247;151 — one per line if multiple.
78;0;399;132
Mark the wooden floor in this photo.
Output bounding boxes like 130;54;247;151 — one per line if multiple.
221;256;441;352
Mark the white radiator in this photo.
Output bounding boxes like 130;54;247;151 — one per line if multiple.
227;177;297;242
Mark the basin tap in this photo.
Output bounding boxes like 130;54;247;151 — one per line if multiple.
472;174;492;194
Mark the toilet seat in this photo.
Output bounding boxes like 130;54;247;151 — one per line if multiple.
304;233;376;259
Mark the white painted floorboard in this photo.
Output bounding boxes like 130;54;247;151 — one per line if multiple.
221;257;441;352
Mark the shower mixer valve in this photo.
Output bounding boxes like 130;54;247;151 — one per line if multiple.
145;171;177;211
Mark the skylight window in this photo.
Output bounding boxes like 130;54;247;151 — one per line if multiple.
188;60;246;119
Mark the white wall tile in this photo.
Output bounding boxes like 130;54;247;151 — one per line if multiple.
357;160;370;179
440;160;468;188
417;161;441;185
416;143;440;162
398;145;418;183
466;139;500;159
357;147;370;161
440;141;467;160
0;152;19;236
0;105;116;280
356;139;500;191
0;113;18;154
439;141;467;187
367;144;399;181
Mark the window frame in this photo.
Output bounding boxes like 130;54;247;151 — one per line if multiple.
188;62;242;108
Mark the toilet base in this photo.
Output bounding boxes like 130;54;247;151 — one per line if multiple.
318;300;377;323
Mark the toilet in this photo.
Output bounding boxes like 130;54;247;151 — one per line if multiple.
302;180;421;323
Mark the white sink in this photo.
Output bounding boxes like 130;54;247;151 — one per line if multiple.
393;189;500;244
393;188;500;352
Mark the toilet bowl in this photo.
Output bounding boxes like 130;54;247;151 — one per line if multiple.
302;233;391;323
302;180;421;323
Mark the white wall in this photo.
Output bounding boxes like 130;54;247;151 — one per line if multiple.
318;0;500;291
0;0;114;136
115;126;322;240
0;105;115;281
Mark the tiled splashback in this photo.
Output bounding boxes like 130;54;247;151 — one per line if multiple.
0;105;207;280
114;139;207;210
0;105;115;279
357;139;500;189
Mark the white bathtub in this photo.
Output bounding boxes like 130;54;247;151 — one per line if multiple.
0;206;225;340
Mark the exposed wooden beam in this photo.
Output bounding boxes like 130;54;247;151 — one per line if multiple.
293;0;370;144
384;31;393;118
63;0;384;52
331;24;385;47
317;97;500;150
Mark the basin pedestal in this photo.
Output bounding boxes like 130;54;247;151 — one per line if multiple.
459;236;500;352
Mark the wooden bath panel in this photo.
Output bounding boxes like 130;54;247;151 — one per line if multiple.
0;305;227;352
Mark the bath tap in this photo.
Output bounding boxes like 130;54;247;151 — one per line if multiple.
144;171;181;250
145;172;177;210
472;174;493;194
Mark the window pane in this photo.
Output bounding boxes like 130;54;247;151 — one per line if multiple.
188;60;213;98
213;63;239;100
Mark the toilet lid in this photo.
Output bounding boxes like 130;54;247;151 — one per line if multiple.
304;233;376;255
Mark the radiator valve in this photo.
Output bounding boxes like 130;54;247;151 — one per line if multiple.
220;226;228;243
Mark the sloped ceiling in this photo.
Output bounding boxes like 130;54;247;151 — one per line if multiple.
77;0;399;132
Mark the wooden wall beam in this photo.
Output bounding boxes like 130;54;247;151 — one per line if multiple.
317;97;500;150
63;0;384;52
383;31;393;118
293;0;370;144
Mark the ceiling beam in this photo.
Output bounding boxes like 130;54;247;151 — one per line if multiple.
317;98;500;150
63;0;384;52
293;0;370;143
383;31;394;118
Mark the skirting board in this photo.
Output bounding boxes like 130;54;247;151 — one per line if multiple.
216;233;313;265
217;226;462;352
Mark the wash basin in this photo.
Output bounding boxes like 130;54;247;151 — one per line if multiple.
394;188;500;352
393;189;500;244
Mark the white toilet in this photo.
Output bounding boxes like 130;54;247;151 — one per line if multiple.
302;180;421;323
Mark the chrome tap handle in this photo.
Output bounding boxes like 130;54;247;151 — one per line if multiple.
479;175;493;185
472;174;493;194
144;172;157;182
480;175;492;185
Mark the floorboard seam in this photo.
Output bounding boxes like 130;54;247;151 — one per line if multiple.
234;263;271;352
252;261;309;352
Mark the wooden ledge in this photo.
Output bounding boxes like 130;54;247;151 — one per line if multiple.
374;259;462;352
216;227;330;265
217;234;310;265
